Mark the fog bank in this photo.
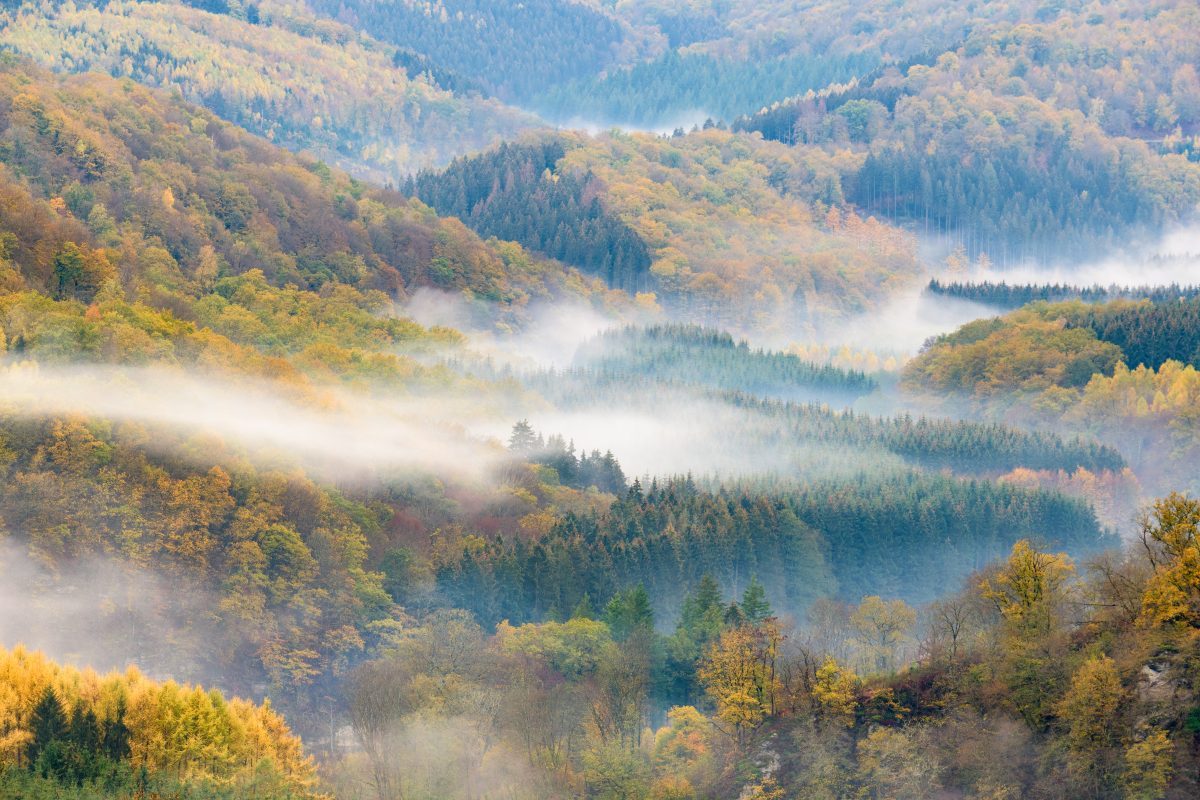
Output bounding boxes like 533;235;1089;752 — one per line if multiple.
0;362;502;482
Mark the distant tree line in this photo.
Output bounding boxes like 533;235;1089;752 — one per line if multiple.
926;279;1200;309
572;324;878;400
509;420;628;495
534;50;873;127
729;398;1127;476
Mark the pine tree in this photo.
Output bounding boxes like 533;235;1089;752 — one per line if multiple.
682;574;724;632
102;699;131;763
508;420;539;453
605;585;654;641
741;576;773;624
26;688;68;767
571;593;596;620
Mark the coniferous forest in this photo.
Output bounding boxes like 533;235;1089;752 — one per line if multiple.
1;2;1200;799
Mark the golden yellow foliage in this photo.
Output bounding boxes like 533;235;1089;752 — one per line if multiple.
555;129;920;330
980;540;1075;636
0;645;318;794
1137;493;1200;628
697;623;782;741
811;657;858;726
1122;730;1174;800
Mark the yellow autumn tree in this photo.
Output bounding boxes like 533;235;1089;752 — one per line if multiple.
849;596;916;674
1137;493;1200;628
652;705;717;792
0;645;318;795
1057;655;1123;794
979;540;1076;727
1122;730;1174;800
697;622;782;744
980;540;1075;638
811;657;858;727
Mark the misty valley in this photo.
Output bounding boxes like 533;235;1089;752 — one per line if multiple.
1;1;1200;799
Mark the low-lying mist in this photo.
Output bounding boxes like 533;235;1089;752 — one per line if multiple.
401;287;623;368
545;108;715;137
968;223;1200;287
808;287;999;357
478;395;908;481
0;539;217;685
0;361;503;483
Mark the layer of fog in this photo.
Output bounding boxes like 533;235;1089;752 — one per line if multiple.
0;362;503;483
469;376;909;481
332;715;539;800
402;287;622;368
403;290;972;479
0;539;219;687
776;222;1200;375
0;343;896;492
809;286;998;356
545;108;715;137
967;223;1200;287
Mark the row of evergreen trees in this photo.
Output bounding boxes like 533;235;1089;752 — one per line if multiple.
1068;297;1200;369
435;476;832;628
434;472;1105;627
570;324;878;401
504;388;1123;482
780;472;1106;604
926;279;1200;309
406;140;653;291
849;143;1163;262
737;399;1127;475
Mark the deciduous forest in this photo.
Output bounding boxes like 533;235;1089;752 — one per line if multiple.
1;1;1199;799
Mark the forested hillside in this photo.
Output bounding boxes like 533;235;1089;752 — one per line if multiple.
3;0;1200;798
532;49;874;128
328;501;1200;797
614;0;1004;61
437;472;1106;625
16;0;1195;272
0;59;631;737
302;0;639;104
0;0;542;179
407;140;654;293
0;53;1122;746
732;0;1200;260
0;57;612;332
904;300;1200;495
412;129;920;326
